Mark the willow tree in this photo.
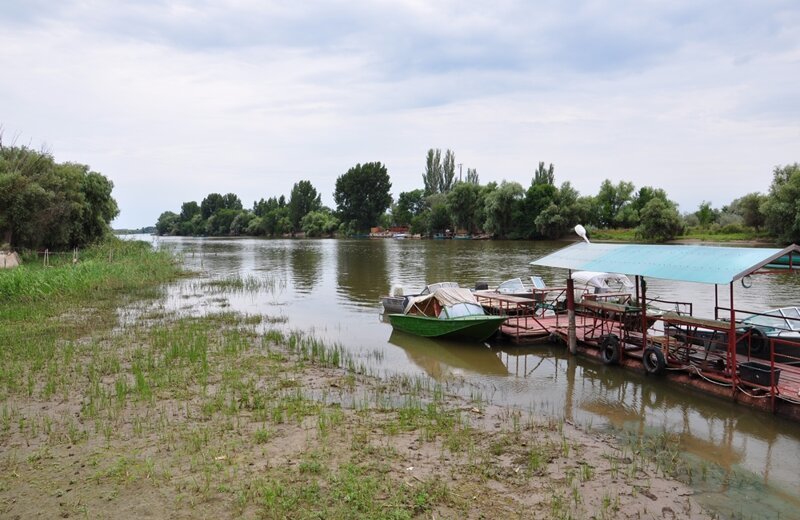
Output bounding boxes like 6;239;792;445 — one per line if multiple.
0;145;119;249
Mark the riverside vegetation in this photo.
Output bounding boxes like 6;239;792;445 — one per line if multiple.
0;240;710;519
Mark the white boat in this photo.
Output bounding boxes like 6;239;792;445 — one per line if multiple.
571;271;635;303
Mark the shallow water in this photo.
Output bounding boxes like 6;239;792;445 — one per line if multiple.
128;235;800;518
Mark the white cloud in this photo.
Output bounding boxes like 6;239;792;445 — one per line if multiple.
1;0;798;227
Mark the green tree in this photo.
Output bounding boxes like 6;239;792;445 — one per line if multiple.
730;192;767;231
230;212;254;236
301;209;339;237
394;189;426;226
222;193;243;211
534;182;583;239
427;194;451;235
334;162;392;233
763;163;800;242
440;149;456;193
523;182;558;238
180;201;200;221
466;168;479;184
0;145;118;248
637;198;683;242
422;149;442;195
77;168;119;244
483;181;524;239
200;193;224;219
288;180;322;232
533;162;555;186
695;201;717;228
595;180;635;228
156;211;179;235
446;182;482;233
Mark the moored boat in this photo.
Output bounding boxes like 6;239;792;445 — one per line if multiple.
387;286;506;341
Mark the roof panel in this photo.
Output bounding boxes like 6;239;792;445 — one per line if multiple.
531;242;798;284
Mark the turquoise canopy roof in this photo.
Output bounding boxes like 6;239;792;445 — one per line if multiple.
530;242;800;285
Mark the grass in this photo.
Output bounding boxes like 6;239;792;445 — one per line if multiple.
588;226;775;243
0;240;708;519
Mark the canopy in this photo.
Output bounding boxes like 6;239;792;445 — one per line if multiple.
530;242;800;285
404;287;478;315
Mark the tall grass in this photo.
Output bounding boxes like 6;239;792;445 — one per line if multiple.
0;238;181;302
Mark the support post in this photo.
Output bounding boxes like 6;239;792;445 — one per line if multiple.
729;282;738;397
567;273;577;355
640;277;648;354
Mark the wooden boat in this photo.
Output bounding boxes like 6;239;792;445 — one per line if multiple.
388;286;506;341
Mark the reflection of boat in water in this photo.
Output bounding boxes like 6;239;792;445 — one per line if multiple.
387;286;506;341
388;330;508;378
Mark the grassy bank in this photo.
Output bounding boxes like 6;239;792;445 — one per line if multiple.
0;239;181;302
588;227;774;244
0;249;709;519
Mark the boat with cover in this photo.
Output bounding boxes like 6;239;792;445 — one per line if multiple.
380;282;459;314
387;286;506;341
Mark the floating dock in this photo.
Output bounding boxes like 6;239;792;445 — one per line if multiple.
483;241;800;421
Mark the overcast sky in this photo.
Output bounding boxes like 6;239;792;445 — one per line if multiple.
2;1;798;228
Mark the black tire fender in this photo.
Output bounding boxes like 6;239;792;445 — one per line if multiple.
600;334;621;365
747;327;767;355
643;346;666;375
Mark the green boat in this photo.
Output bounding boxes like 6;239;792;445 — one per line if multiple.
387;286;506;341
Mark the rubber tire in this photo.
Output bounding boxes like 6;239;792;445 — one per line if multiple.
601;335;621;365
747;327;767;356
643;347;666;375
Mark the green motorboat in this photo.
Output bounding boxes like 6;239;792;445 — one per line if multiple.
387;286;506;341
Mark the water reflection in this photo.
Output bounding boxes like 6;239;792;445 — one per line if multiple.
336;239;388;307
388;331;508;379
289;241;323;294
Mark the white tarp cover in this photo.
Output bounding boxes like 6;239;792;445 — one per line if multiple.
571;271;633;291
404;287;478;316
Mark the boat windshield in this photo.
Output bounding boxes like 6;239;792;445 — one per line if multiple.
497;278;525;293
439;303;485;319
742;310;790;331
780;307;800;330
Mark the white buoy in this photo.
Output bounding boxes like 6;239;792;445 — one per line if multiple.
574;224;590;244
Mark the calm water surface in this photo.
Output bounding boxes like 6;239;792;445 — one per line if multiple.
131;236;800;519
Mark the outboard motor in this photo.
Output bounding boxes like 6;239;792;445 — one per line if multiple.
390;284;404;297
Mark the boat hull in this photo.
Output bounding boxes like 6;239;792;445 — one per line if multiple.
387;314;506;341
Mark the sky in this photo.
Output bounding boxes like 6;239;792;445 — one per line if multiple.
1;1;799;229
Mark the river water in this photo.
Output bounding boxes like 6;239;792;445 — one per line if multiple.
128;235;800;519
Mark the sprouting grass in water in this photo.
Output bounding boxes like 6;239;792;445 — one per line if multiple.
200;273;287;294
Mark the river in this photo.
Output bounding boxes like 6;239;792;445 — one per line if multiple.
125;235;800;519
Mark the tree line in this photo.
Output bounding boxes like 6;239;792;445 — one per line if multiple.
1;142;119;250
156;150;800;244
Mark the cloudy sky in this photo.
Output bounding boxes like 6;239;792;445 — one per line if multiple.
2;1;798;228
